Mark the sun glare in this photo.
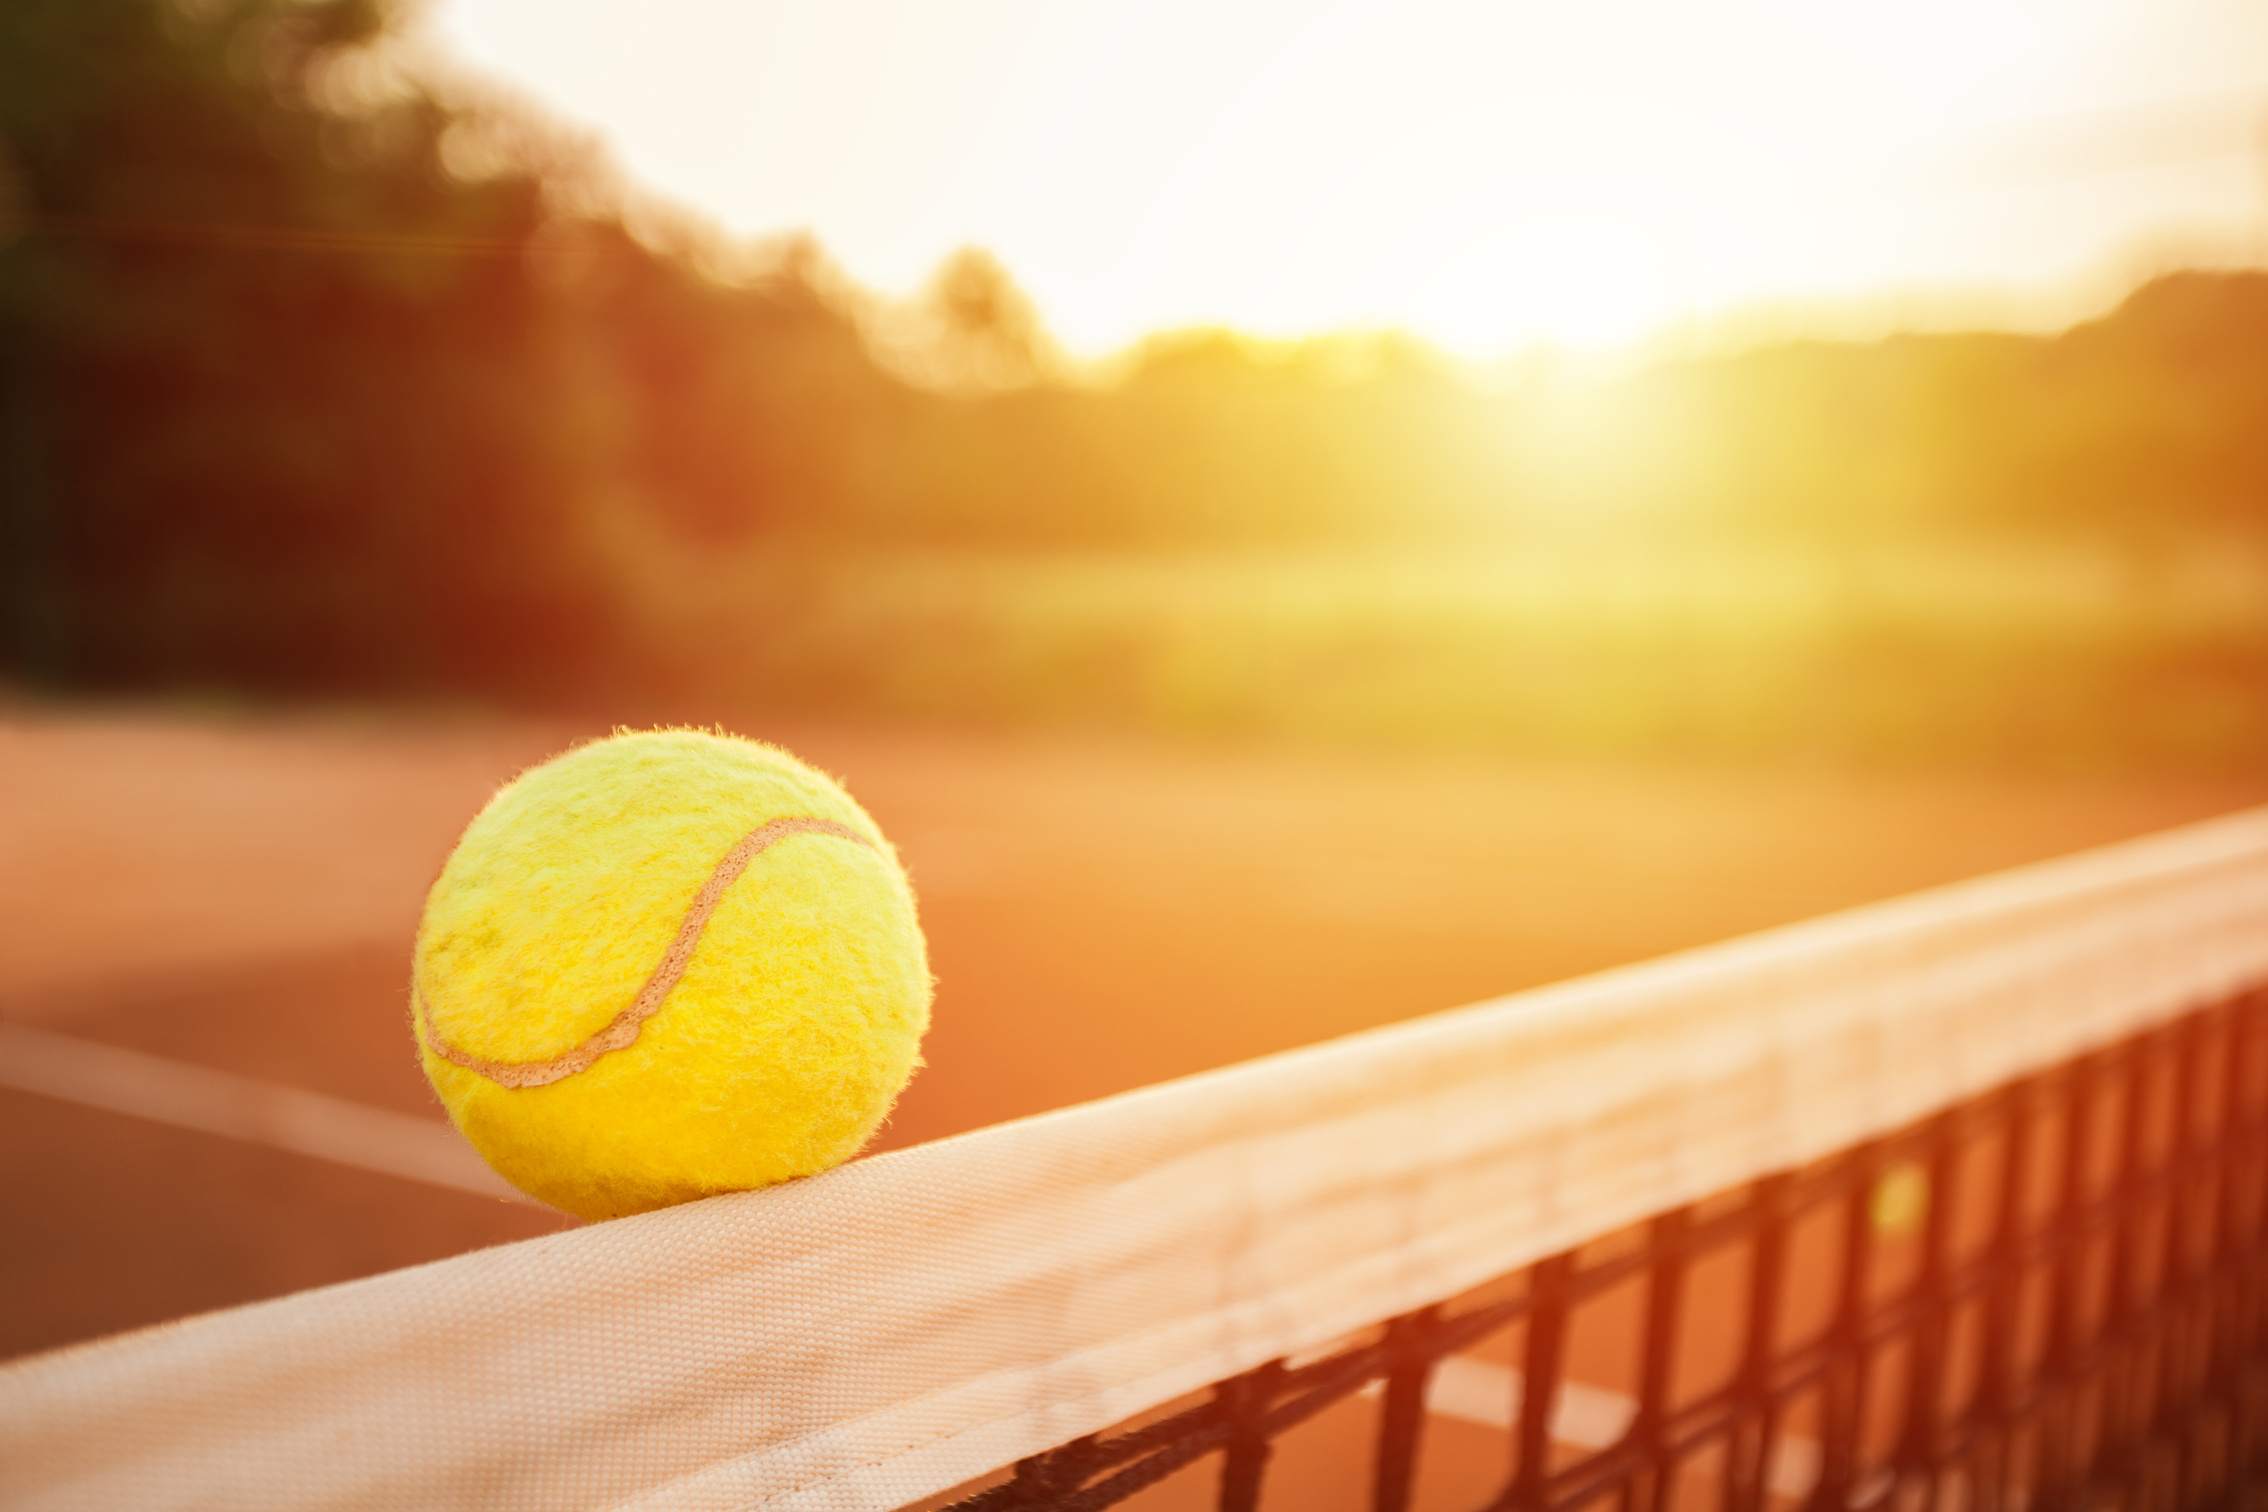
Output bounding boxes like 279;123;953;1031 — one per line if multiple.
430;0;2268;356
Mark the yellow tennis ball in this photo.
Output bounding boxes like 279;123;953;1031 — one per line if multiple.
411;729;932;1221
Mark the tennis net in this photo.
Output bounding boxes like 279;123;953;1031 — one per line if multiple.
6;808;2268;1512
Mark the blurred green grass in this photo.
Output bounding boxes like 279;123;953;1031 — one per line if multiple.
628;532;2268;768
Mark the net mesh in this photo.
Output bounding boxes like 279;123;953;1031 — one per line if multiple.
6;809;2268;1512
947;993;2268;1512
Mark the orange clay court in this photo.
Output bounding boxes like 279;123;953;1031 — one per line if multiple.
5;705;2266;1509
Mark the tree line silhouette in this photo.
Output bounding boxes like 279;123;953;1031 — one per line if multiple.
4;0;2266;754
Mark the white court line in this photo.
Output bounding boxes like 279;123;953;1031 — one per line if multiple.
1372;1356;1822;1499
0;1023;532;1204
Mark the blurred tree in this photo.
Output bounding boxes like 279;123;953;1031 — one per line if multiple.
922;246;1050;389
598;238;905;546
0;0;901;696
862;246;1054;395
1538;272;2268;542
0;0;614;693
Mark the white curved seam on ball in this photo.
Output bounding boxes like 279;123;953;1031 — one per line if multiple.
414;816;876;1090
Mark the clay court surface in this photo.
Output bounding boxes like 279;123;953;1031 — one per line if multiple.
6;703;2267;1500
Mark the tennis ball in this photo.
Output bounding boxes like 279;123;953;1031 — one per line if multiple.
411;729;931;1221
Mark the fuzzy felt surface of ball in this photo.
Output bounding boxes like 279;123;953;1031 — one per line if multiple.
412;729;932;1221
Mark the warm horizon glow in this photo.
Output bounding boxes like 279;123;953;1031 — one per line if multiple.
427;0;2268;357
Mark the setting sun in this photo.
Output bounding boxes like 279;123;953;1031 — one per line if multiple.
429;0;2268;354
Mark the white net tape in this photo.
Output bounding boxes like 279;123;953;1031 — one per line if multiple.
8;808;2268;1512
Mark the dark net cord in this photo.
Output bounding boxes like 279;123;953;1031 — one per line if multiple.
944;988;2268;1512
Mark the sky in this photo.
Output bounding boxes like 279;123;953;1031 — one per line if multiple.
425;0;2268;357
